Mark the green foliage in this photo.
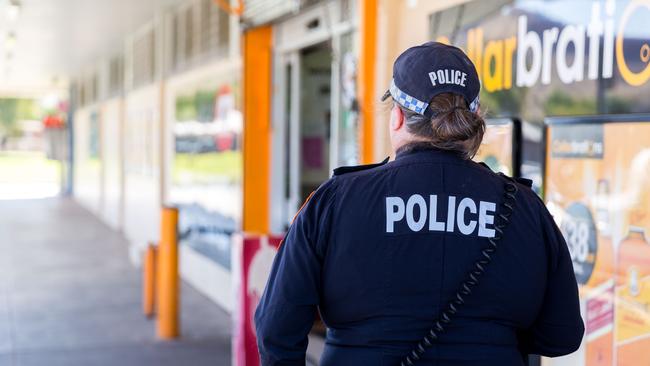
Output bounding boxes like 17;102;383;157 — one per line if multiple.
544;90;596;116
0;99;18;134
175;95;197;122
479;88;526;117
0;98;41;136
195;90;216;122
173;150;242;184
606;97;631;114
175;89;218;122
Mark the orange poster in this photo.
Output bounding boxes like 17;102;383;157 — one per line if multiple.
545;121;650;366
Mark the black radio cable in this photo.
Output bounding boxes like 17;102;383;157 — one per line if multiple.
400;175;519;366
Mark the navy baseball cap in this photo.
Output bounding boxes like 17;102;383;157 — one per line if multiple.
381;42;480;118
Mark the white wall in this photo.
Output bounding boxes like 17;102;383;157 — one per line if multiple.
73;106;103;215
123;84;163;264
100;97;124;231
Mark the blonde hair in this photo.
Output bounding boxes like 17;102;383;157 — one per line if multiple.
399;93;485;159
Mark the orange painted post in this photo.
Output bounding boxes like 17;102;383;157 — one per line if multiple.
358;0;378;164
156;206;180;339
143;243;157;318
242;26;273;234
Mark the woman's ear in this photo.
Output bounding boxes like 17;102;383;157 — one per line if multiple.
390;105;405;131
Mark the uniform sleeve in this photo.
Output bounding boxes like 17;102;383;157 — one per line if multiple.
519;203;585;357
254;179;337;366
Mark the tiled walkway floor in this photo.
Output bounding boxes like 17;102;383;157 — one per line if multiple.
0;198;231;366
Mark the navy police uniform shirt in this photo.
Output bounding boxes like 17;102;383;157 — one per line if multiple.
254;145;584;366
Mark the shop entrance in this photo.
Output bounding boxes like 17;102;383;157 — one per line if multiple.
270;0;358;233
297;42;332;207
277;42;333;231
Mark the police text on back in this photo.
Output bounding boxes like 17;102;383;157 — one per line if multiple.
386;194;496;238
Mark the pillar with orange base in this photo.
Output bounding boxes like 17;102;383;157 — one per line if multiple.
156;206;180;339
142;243;157;318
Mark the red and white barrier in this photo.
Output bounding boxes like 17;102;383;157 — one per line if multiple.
232;234;283;366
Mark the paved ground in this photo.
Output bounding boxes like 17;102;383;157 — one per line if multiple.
0;198;231;366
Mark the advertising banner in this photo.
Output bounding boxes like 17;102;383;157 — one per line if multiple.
233;235;283;366
545;120;650;365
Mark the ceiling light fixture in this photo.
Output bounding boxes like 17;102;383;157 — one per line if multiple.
7;0;21;21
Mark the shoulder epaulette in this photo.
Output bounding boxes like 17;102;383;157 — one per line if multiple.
477;162;492;171
482;161;533;188
514;177;533;188
498;172;534;189
333;157;390;176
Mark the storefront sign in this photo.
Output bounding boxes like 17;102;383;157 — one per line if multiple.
430;0;650;121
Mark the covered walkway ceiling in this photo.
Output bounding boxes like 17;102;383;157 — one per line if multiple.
0;0;183;97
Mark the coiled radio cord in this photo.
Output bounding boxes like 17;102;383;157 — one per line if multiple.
401;175;519;366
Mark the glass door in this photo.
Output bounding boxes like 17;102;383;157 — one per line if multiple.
297;42;332;205
274;51;301;229
269;0;357;233
331;31;359;168
273;42;334;232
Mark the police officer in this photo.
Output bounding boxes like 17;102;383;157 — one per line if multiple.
255;42;584;366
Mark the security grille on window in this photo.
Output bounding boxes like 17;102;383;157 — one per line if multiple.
77;72;98;107
169;0;231;73
77;81;86;107
108;56;124;97
171;11;182;71
132;28;156;88
90;74;99;104
242;0;299;26
200;0;230;57
184;5;196;62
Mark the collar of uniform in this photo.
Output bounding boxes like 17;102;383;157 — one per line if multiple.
394;142;465;161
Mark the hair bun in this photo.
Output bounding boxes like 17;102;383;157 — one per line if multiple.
403;93;485;159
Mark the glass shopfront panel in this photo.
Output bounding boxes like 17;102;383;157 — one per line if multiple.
170;75;242;269
546;118;650;365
